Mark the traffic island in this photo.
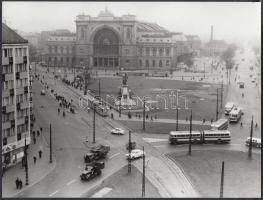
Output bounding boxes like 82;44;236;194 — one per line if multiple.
166;149;261;197
86;164;161;198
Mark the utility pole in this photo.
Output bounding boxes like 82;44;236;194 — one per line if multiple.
99;79;101;98
216;88;219;121
128;130;131;174
143;97;146;131
24;135;29;185
119;104;121;118
84;67;87;95
204;63;205;79
220;81;223;109
219;161;225;198
188;110;192;155
176;107;179;131
93;104;96;144
248;116;253;158
142;146;145;198
49;123;53;163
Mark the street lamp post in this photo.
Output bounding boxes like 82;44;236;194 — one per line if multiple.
248;116;254;158
143;98;146;131
216;88;219;121
219;161;225;198
128;130;131;174
142;146;145;198
24;135;29;185
49;123;53;163
188;110;192;155
93;104;96;144
220;81;223;109
176;107;179;131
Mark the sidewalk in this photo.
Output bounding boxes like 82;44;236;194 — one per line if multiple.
115;115;212;126
2;123;56;197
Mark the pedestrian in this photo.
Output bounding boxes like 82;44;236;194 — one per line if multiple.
211;119;213;124
186;117;188;122
242;93;244;98
155;114;157;120
151;116;153;120
19;179;23;189
240;122;243;127
146;114;148;120
33;156;37;164
63;111;66;118
32;131;36;138
40;127;42;132
58;108;60;115
16;177;19;189
33;137;36;144
37;130;40;137
203;119;205;124
255;123;258;128
38;150;42;159
139;114;141;119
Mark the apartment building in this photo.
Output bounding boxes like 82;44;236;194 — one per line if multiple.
2;23;32;168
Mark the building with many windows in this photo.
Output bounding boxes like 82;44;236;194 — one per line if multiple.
45;9;201;70
2;23;32;168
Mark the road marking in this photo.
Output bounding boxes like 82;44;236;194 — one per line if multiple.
49;190;59;197
109;152;120;159
66;179;76;186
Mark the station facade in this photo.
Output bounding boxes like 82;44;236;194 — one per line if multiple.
46;9;201;70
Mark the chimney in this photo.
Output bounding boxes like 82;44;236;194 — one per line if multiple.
210;25;213;42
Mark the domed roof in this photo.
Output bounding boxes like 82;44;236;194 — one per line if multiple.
98;7;114;18
137;22;167;32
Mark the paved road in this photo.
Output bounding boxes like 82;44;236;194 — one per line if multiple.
15;66;199;197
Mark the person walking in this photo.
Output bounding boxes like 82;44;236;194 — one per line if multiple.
32;131;36;138
37;130;40;137
255;123;258;128
240;122;243;127
38;150;42;159
63;111;66;118
33;156;37;164
58;108;60;115
19;179;23;189
15;177;19;189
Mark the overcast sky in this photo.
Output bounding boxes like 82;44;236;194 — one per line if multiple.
2;1;261;43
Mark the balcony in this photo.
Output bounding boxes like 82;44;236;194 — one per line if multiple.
5;74;14;81
20;71;28;79
17;117;25;125
6;104;15;113
2;74;5;82
2;57;9;65
2;121;11;129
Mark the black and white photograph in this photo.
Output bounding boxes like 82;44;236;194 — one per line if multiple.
1;1;261;198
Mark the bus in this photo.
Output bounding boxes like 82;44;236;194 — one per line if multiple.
229;107;242;122
95;105;109;117
211;118;229;130
169;130;231;144
225;102;235;115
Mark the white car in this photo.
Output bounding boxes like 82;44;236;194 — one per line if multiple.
126;149;145;160
111;128;125;135
40;89;46;95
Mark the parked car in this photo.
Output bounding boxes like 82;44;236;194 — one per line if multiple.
126;149;145;160
111;128;125;135
245;137;261;148
40;89;46;95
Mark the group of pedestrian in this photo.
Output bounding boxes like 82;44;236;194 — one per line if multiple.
134;113;157;121
15;177;23;189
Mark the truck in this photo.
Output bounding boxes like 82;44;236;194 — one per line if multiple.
80;162;104;181
84;144;110;163
224;102;235;115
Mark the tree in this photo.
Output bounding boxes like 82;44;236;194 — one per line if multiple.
178;53;194;67
220;44;237;69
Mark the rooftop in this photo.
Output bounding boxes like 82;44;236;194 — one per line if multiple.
2;23;28;44
137;22;167;32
